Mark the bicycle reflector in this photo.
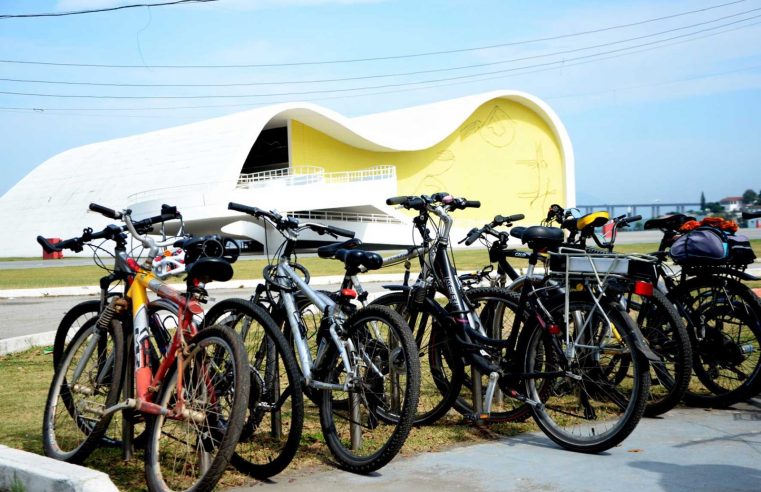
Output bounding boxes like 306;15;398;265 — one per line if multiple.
634;280;654;297
340;288;358;299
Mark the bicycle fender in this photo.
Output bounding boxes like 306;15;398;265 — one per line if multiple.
381;284;410;292
628;322;661;362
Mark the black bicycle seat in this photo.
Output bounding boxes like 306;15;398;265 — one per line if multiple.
643;214;695;231
510;226;527;240
317;238;363;259
520;226;564;251
186;257;234;283
335;248;383;273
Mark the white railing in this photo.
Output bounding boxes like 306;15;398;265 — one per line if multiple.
236;165;396;188
289;209;403;224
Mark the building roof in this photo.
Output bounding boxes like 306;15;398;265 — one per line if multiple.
0;90;573;256
720;196;744;203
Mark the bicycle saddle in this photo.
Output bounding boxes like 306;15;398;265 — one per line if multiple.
317;238;363;259
520;226;565;251
643;214;695;231
335;248;383;273
510;226;527;240
186;257;234;283
570;211;609;232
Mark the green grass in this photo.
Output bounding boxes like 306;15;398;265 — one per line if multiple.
0;348;536;491
1;241;759;290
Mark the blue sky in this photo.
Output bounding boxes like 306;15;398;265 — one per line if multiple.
1;0;760;205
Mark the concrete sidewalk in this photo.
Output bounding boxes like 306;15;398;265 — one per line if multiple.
227;400;761;492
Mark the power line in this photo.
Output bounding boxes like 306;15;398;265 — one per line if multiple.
4;17;760;114
2;12;759;101
0;0;217;20
2;4;760;88
0;0;749;67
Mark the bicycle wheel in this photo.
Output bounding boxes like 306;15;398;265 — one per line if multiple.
519;292;650;453
42;319;125;463
319;305;420;473
371;292;463;426
53;299;104;369
144;326;250;492
670;275;761;407
623;289;692;416
203;298;304;479
452;287;534;423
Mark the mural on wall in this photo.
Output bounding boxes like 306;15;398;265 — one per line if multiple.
460;104;517;148
414;149;456;195
517;143;558;210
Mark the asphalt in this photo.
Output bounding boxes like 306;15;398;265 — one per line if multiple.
227;400;761;492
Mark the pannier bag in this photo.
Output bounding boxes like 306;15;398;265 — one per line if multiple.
670;227;756;266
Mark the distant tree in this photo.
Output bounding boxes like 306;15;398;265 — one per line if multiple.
757;190;761;206
742;189;758;205
705;202;724;214
700;191;706;211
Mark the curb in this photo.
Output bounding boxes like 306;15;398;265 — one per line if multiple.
0;273;407;299
0;331;56;356
0;445;118;492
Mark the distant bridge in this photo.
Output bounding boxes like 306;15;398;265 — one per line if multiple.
576;203;702;218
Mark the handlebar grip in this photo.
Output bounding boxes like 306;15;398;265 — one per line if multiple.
37;236;60;253
622;215;642;224
464;228;481;246
507;213;525;222
326;225;356;238
89;202;120;219
464;200;481;209
228;202;262;217
386;196;410;206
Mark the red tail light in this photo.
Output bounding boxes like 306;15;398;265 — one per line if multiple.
548;324;561;335
340;288;357;299
634;280;654;297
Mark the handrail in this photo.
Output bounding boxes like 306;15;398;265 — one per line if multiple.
236;165;395;188
289;209;403;225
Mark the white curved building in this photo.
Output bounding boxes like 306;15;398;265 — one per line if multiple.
0;90;575;257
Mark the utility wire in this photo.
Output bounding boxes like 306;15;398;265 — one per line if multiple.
0;0;217;19
2;12;759;100
0;0;749;67
2;5;761;88
3;16;760;114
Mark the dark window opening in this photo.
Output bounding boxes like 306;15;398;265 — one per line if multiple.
241;127;289;175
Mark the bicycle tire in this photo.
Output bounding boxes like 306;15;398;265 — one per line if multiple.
319;304;420;473
370;291;463;426
42;319;125;463
519;292;650;453
669;275;761;407
624;289;692;416
203;298;304;479
144;326;250;492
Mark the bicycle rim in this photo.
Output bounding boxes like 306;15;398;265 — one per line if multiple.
524;297;649;453
145;326;249;492
320;305;420;473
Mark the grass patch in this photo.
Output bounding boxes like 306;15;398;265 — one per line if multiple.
1;241;758;291
0;348;540;491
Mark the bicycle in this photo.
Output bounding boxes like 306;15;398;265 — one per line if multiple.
640;210;761;407
377;193;654;453
39;203;251;492
222;201;420;473
480;207;692;417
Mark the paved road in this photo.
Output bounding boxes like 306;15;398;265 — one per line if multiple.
227;400;761;492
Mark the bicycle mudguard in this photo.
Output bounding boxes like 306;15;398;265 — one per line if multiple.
381;284;410;292
628;322;661;362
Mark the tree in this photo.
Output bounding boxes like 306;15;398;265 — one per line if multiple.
757;190;761;206
700;191;706;211
705;202;724;214
742;189;758;205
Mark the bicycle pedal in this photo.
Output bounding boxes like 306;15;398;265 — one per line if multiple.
463;413;491;426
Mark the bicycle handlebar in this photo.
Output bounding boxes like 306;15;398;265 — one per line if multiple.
89;202;122;220
36;223;125;253
460;213;525;246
